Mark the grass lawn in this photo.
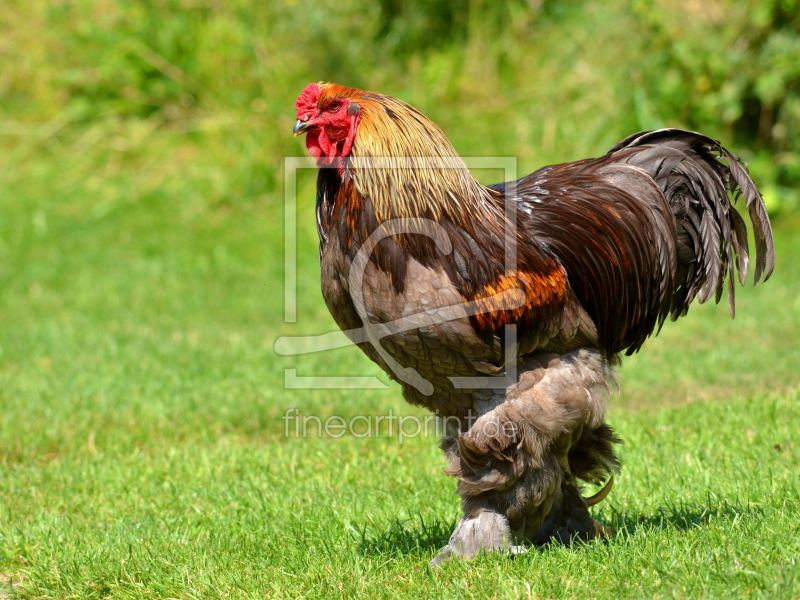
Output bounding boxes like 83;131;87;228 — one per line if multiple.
1;150;799;599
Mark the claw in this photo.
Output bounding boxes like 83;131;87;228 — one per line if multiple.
430;510;519;566
583;476;614;507
592;519;616;539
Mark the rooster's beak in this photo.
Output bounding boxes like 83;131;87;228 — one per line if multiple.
293;120;312;136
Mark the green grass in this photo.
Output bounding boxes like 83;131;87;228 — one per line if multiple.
1;146;799;598
2;2;800;596
2;394;800;599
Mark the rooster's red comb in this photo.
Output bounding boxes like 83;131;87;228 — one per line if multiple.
295;83;321;122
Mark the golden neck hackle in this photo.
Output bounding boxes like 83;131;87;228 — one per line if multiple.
344;94;500;228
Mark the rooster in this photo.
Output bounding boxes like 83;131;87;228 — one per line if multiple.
292;82;775;564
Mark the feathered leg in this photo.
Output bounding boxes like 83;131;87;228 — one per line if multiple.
432;348;619;565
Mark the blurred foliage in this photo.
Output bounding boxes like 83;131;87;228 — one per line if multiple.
633;0;800;214
1;10;799;594
0;0;798;216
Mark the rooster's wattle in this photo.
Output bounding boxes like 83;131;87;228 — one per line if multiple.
292;82;775;564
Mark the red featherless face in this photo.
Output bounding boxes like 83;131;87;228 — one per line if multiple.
293;83;362;169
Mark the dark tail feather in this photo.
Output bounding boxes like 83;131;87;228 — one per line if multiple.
568;423;621;486
608;129;775;319
722;148;775;284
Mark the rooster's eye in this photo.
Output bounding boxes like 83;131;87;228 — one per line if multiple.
327;102;341;112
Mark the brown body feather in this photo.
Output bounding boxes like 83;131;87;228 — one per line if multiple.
302;83;775;561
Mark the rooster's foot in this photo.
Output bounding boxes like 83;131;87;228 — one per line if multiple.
430;510;527;566
593;519;615;539
530;479;615;546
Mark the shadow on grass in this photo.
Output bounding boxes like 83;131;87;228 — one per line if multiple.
607;497;767;539
354;514;456;558
354;498;764;558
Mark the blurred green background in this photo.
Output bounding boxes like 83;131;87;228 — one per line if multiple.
1;0;800;453
3;0;800;212
2;2;800;596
